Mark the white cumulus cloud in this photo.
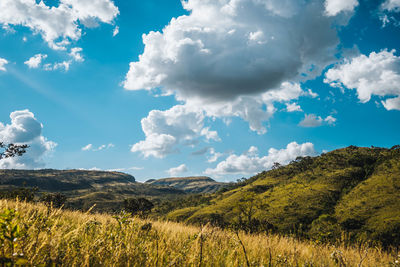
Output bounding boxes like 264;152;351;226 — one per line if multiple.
0;110;56;169
0;0;119;50
324;0;359;16
286;103;302;112
204;142;316;176
324;49;400;111
299;114;337;127
69;47;84;62
124;0;338;104
167;164;188;176
188;82;312;134
24;54;48;69
0;58;8;71
131;105;219;158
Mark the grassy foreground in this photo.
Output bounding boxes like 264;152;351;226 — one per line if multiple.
0;200;398;266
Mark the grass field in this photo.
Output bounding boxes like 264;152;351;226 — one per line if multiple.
0;199;398;266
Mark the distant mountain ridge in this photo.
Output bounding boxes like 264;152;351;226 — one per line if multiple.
0;169;184;212
145;176;227;193
0;169;136;191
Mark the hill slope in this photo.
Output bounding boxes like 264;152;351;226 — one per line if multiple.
0;199;393;266
166;146;400;246
0;169;184;211
145;176;227;193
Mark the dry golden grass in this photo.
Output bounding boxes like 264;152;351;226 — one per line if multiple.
0;199;397;266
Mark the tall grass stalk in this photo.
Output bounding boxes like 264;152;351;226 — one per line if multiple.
0;199;397;266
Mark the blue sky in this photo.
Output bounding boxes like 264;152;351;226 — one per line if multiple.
0;0;399;182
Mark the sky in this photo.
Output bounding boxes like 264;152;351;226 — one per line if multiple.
0;0;400;182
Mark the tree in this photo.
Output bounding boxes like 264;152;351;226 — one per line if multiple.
271;162;282;170
40;192;67;209
124;197;154;217
0;142;29;160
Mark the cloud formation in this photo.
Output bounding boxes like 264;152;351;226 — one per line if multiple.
0;0;119;50
381;0;400;12
299;114;337;127
204;142;316;176
0;110;56;169
124;0;338;103
81;143;114;151
131;105;219;158
24;54;48;69
0;58;8;71
324;0;359;16
325;50;400;111
167;164;188;176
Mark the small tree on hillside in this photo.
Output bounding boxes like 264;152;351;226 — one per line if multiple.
40;192;67;209
124;197;154;218
0;142;29;160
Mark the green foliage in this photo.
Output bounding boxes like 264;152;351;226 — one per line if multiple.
0;187;38;202
167;146;400;247
124;197;154;217
40;192;67;209
152;194;212;218
0;142;28;160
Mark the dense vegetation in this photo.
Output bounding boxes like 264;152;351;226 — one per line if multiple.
165;146;400;247
0;199;397;266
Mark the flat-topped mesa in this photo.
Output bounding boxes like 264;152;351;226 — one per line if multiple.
0;169;136;191
145;176;227;194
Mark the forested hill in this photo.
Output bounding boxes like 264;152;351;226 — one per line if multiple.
166;145;400;247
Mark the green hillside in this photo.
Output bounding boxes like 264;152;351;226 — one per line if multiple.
0;169;184;212
166;146;400;247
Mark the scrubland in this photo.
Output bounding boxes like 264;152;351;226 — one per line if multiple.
0;199;398;266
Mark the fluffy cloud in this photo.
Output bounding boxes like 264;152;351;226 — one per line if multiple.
69;47;84;62
207;148;223;163
204;142;316;176
382;96;400;110
124;0;338;103
299;114;336;127
0;0;119;50
133;82;316;158
167;164;188;176
380;0;400;27
24;54;48;69
286;103;302;112
44;61;70;71
324;0;359;16
0;110;56;169
24;46;83;72
0;58;8;71
325;50;400;111
381;0;400;12
188;82;311;134
131;105;219;158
